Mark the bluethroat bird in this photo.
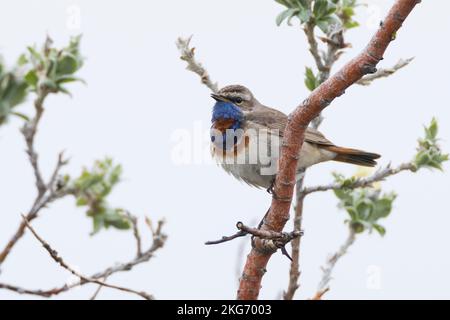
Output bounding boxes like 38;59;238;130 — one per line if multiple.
210;85;380;190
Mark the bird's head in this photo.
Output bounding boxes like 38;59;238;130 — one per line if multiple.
211;85;255;110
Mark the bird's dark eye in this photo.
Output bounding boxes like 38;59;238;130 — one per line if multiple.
235;97;243;104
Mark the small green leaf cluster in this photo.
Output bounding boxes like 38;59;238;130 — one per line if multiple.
275;0;359;34
0;36;84;127
275;0;313;26
414;118;448;170
70;158;131;234
333;173;396;236
335;0;359;30
20;36;84;96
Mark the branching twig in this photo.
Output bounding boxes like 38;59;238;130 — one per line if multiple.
303;162;416;196
0;216;167;299
19;215;154;300
126;211;143;258
22;89;49;196
1;38;168;300
314;226;356;300
238;0;420;300
283;179;305;300
205;230;248;245
0;87;72;266
304;22;326;73
205;222;302;251
90;276;108;300
358;57;414;86
176;36;219;93
0;154;71;265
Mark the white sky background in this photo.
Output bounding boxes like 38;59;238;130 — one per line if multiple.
0;0;449;300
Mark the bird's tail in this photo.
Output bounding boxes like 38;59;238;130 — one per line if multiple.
325;146;381;167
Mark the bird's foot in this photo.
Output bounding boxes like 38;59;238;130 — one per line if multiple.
266;178;276;195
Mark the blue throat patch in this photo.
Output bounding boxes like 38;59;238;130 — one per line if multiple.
211;101;244;123
211;101;244;149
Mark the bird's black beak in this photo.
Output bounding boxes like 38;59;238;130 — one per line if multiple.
211;93;229;102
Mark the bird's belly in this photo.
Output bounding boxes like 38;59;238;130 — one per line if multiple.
211;129;278;188
219;162;275;189
211;131;336;188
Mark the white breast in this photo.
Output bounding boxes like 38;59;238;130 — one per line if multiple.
211;128;336;189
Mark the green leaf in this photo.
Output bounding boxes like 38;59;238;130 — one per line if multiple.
372;197;393;219
17;54;28;66
373;224;386;236
10;111;30;121
55;75;86;85
276;9;297;26
356;200;373;220
92;215;104;235
56;53;78;75
313;0;328;19
316;15;340;34
24;70;38;88
427;117;438;139
344;20;359;29
304;67;319;91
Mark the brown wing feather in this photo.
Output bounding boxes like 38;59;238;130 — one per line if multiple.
245;106;334;146
245;104;380;167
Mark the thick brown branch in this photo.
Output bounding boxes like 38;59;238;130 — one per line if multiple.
237;0;420;300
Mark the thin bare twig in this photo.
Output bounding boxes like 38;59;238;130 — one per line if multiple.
89;276;108;300
205;230;248;245
311;287;330;300
126;211;143;258
21;89;49;196
0;217;167;299
283;176;305;300
314;227;356;299
304;22;326;73
302;162;416;196
206;222;302;252
0;152;71;265
20;215;154;300
89;211;145;299
176;36;219;93
358;57;414;86
0;85;72;266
